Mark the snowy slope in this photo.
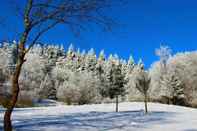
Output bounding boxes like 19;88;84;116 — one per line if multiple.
0;102;197;131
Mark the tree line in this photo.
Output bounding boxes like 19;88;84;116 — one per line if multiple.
2;42;197;106
2;42;197;110
0;42;151;110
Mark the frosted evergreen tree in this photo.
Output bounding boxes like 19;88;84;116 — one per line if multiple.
128;55;135;67
67;44;75;60
137;58;144;68
33;44;43;56
161;71;185;105
46;46;59;68
57;44;64;56
74;48;85;72
98;50;105;61
76;52;84;72
96;50;106;76
64;44;84;72
85;48;97;72
41;45;63;100
103;56;125;112
99;54;114;97
124;55;135;79
96;50;106;100
123;55;135;101
120;59;127;76
67;44;74;53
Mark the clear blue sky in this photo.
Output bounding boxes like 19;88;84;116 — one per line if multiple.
1;0;197;68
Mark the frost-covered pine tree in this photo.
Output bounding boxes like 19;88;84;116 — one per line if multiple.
125;55;135;78
66;55;76;71
96;50;105;78
64;44;83;72
67;44;74;56
77;50;86;72
85;48;97;72
96;50;106;99
160;71;185;105
103;55;125;112
120;59;127;76
124;55;136;101
45;46;62;99
75;48;86;72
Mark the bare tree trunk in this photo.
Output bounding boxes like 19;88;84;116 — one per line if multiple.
144;93;148;114
4;60;23;131
3;27;27;130
115;95;119;112
4;109;12;131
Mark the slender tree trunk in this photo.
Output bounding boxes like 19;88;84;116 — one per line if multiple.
4;109;12;131
4;60;24;131
3;8;31;128
144;93;148;114
115;95;119;112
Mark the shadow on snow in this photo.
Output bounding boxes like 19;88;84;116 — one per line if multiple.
0;110;177;131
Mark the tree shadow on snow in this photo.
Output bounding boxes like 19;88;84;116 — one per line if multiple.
0;110;176;131
183;129;197;131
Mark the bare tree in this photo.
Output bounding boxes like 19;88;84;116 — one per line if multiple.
1;0;122;130
132;64;151;114
155;45;172;72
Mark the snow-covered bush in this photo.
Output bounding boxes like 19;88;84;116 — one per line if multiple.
57;71;99;105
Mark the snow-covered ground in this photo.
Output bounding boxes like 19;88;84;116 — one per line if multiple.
0;102;197;131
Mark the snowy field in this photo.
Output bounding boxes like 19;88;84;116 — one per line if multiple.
1;102;197;131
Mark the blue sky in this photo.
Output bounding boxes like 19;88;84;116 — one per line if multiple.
1;0;197;68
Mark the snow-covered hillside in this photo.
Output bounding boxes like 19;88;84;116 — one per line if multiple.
0;102;197;131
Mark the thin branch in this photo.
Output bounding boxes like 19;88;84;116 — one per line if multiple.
31;1;68;27
26;21;59;54
32;3;60;10
24;0;33;27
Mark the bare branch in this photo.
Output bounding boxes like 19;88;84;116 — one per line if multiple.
24;0;33;27
26;21;59;54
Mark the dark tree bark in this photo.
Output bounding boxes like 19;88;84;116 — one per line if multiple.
115;95;119;112
144;93;148;114
4;28;29;131
4;62;23;131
